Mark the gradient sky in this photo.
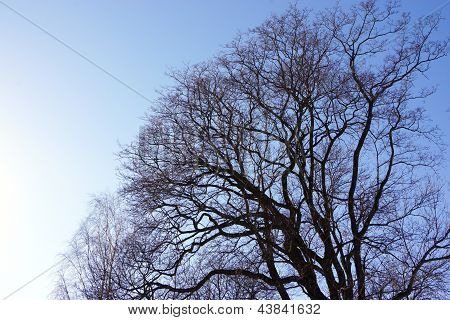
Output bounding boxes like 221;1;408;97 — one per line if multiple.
0;0;448;299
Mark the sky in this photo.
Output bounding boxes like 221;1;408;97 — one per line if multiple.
0;0;448;299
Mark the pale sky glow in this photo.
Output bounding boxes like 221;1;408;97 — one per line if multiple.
0;0;448;299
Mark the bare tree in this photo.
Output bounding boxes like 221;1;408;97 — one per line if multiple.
119;0;449;300
53;194;130;299
55;0;449;300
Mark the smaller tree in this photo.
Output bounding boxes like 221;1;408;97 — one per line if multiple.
53;194;129;300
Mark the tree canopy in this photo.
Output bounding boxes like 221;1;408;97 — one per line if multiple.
55;0;449;300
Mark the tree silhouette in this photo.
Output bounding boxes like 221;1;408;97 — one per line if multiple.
56;0;449;300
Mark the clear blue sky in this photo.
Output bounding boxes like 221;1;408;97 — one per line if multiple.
0;0;448;299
